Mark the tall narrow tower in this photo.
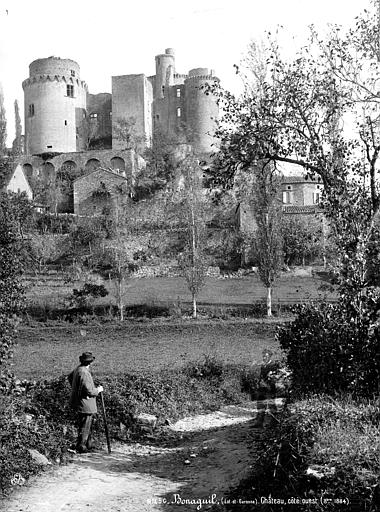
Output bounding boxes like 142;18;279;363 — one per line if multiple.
184;68;220;154
23;57;87;155
154;48;175;99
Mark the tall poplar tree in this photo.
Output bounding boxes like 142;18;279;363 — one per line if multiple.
12;99;22;156
0;85;7;156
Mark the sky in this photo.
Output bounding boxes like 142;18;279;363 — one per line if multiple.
0;0;368;146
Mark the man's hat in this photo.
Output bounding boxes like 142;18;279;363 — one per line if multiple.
79;352;95;363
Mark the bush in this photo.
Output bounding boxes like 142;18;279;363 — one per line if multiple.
224;396;380;511
277;295;380;397
0;357;256;496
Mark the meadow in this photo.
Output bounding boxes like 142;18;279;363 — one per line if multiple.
13;320;280;380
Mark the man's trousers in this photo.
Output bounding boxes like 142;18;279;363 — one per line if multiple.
76;413;95;452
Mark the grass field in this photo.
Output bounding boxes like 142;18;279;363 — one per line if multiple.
25;274;336;307
13;321;280;380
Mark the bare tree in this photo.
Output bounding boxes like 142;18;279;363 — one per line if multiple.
177;154;209;318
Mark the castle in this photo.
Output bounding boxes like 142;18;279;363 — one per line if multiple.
15;50;323;223
20;49;219;176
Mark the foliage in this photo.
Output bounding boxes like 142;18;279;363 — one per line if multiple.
206;4;380;392
113;116;145;153
251;162;283;316
225;396;380;511
281;215;325;266
134;129;180;200
29;234;70;269
0;85;6;155
69;283;108;310
277;296;380;397
0;193;28;390
207;7;380;298
12;100;23;156
0;357;260;496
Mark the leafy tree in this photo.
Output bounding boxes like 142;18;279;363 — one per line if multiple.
281;215;325;266
208;5;380;299
251;162;283;316
113;116;145;153
207;3;380;395
69;283;108;312
134;129;180;200
97;201;139;321
0;193;27;391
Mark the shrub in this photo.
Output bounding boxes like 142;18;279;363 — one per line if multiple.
224;396;380;511
0;357;257;496
277;294;380;397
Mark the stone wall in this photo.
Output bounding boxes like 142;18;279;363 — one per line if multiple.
112;75;153;149
19;148;140;182
73;168;130;215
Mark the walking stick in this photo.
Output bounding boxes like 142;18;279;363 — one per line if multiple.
99;392;111;454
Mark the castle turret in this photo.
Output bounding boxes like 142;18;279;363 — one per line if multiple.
154;48;175;99
184;68;219;154
23;57;87;155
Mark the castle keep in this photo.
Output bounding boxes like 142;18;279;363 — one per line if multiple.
22;49;220;159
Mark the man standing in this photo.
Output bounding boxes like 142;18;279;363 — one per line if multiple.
68;352;103;453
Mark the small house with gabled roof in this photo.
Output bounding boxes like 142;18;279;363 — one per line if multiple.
0;163;33;199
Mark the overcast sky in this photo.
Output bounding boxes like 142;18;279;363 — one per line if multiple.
0;0;366;146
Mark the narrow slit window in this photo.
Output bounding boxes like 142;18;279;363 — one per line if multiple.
176;88;181;98
28;104;35;117
177;107;181;118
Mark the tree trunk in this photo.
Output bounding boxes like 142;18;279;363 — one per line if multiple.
267;285;272;317
192;292;197;319
117;279;124;321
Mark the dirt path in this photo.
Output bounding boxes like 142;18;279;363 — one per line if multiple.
2;399;283;512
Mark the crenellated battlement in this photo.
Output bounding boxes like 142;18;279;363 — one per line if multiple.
22;75;88;90
185;75;220;82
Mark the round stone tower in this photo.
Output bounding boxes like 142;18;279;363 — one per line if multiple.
184;68;220;154
23;57;87;155
154;48;175;99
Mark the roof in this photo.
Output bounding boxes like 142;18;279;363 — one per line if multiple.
282;205;321;214
0;162;32;191
282;175;322;185
73;167;128;183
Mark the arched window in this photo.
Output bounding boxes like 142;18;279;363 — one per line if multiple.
110;157;125;172
85;159;101;172
22;163;33;179
41;162;55;181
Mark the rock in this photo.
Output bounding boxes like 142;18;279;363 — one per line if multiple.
184;459;191;465
28;449;51;466
306;465;335;479
134;413;157;429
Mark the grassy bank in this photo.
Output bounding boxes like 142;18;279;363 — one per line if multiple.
25;273;336;311
1;355;269;497
223;395;380;511
13;320;280;380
